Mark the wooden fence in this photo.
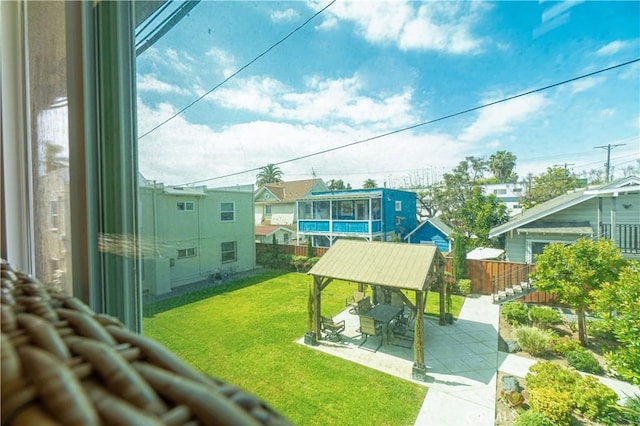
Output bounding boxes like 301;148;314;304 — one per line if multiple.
444;257;555;303
255;243;329;260
256;243;554;303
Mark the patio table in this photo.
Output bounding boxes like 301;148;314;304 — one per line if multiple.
368;304;403;345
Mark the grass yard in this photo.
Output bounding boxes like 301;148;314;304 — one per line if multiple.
144;271;463;425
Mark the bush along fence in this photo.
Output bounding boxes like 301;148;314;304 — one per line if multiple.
255;243;328;272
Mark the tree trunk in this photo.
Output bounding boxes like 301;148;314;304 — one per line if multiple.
577;307;587;346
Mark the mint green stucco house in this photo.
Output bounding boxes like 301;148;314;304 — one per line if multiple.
138;178;256;295
489;176;640;263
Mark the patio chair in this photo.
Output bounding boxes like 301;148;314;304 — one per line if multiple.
358;315;383;352
356;296;372;315
346;291;366;314
321;316;346;342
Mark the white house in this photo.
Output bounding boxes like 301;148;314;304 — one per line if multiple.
138;179;257;295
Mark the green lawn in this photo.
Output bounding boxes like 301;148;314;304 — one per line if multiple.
143;271;464;425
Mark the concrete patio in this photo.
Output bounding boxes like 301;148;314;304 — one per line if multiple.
298;294;640;425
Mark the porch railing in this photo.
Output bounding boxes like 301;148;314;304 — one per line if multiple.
600;224;640;254
491;263;535;303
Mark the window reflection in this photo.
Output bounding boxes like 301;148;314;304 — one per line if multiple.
28;2;72;294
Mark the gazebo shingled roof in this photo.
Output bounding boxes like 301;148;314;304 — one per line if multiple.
308;240;441;291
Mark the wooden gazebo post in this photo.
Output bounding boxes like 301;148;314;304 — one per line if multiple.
313;276;322;339
412;289;427;381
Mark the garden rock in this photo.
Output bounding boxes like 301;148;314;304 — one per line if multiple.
506;339;520;353
501;375;522;393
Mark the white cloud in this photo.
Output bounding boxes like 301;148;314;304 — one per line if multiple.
208;74;417;128
567;76;605;94
136;98;469;188
310;0;487;54
137;74;191;95
205;47;236;78
599;108;616;119
541;1;583;23
459;93;547;142
596;40;629;56
271;8;299;22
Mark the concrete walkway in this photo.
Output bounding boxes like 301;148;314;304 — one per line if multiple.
299;295;639;425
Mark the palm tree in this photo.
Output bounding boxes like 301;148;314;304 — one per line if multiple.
256;163;284;186
488;150;517;183
362;178;377;189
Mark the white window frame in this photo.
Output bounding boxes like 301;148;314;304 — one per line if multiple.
177;247;197;259
265;204;272;215
50;201;59;230
220;202;235;222
177;201;194;211
221;241;237;263
395;200;402;211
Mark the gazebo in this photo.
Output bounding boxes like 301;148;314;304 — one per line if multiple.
308;239;446;381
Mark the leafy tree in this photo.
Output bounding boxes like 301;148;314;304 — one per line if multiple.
488;150;517;183
415;188;439;219
327;179;351;190
362;178;377;189
590;262;640;384
256;163;283;186
456;186;509;247
520;167;582;209
532;238;627;345
44;142;68;173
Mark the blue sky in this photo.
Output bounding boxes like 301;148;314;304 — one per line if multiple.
136;1;640;188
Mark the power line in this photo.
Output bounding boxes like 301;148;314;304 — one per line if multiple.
178;58;640;186
138;0;337;140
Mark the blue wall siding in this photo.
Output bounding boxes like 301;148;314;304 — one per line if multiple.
382;189;417;238
408;223;450;252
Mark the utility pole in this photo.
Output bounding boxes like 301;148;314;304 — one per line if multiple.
594;144;626;182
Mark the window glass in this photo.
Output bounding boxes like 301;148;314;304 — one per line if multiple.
26;1;72;294
220;202;235;221
221;241;237;263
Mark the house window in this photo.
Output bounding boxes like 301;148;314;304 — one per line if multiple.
177;201;194;211
395;201;402;211
177;247;197;258
395;216;402;225
221;241;237;263
513;188;523;193
283;233;290;244
221;202;235;221
493;189;507;195
50;201;59;230
265;205;272;215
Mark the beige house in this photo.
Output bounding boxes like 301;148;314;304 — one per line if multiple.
255;225;295;245
255;178;328;243
139;179;256;295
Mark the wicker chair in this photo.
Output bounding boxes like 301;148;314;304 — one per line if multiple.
0;259;291;425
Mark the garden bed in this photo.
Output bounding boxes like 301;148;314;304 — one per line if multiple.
495;304;629;425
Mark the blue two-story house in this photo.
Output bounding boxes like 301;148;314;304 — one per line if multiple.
297;188;417;247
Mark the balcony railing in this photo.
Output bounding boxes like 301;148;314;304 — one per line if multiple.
600;224;640;254
299;219;382;234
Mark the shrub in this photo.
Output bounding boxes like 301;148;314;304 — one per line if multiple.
528;306;563;329
611;393;640;425
572;375;618;422
526;362;580;394
457;279;472;295
528;388;572;426
586;318;616;340
502;302;530;326
514;410;555;426
604;346;640;385
548;335;582;356
566;349;603;374
515;327;553;357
